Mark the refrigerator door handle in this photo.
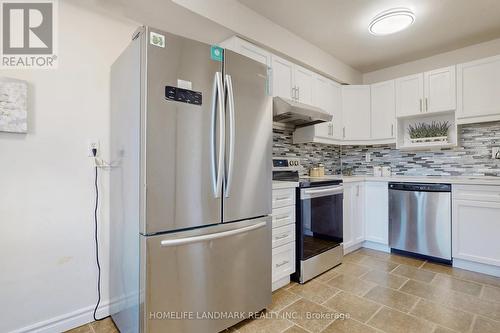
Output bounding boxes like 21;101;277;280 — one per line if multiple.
224;74;235;197
160;221;266;247
211;72;225;198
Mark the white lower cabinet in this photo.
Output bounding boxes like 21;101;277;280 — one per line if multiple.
452;185;500;268
271;184;297;291
272;242;295;283
343;182;365;253
364;182;389;246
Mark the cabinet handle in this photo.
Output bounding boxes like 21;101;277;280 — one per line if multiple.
276;260;289;268
419;99;423;112
425;98;428;112
356;185;359;196
343;127;346;138
297;86;300;101
275;215;290;221
275;234;289;240
391;124;394;137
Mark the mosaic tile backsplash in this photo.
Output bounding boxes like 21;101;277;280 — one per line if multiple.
273;121;500;177
273;127;341;175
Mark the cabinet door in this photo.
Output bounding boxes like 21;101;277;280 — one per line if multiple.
342;85;371;140
364;182;388;245
330;80;343;140
453;199;500;267
294;65;314;105
457;55;500;123
236;38;271;66
395;73;424;117
371;80;395;140
352;183;365;245
343;184;354;249
424;66;456;114
271;55;294;100
220;36;271;66
312;76;342;140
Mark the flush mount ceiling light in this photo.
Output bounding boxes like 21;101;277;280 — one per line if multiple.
369;8;415;36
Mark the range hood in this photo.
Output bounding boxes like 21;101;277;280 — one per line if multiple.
273;97;332;127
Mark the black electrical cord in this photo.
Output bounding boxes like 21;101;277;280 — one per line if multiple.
92;150;105;321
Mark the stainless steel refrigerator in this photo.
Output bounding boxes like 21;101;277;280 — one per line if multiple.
109;26;272;333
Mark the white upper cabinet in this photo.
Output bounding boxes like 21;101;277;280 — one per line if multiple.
271;55;294;100
342;85;371;141
294;65;314;105
371;80;395;140
396;66;456;117
219;36;271;66
424;66;456;113
395;73;424;117
457;55;500;124
293;77;342;143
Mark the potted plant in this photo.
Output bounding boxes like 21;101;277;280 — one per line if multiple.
408;121;451;144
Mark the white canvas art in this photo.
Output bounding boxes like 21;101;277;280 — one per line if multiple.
0;77;28;133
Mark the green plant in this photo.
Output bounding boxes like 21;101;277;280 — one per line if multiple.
408;121;450;139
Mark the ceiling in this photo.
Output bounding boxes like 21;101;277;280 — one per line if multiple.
238;0;500;72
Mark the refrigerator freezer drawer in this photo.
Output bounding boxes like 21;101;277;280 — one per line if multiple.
141;217;271;333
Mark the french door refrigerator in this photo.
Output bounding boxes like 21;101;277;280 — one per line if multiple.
109;26;272;333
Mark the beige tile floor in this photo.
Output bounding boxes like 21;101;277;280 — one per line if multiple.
68;248;500;333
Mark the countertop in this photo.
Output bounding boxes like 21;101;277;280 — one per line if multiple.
334;175;500;186
273;175;500;186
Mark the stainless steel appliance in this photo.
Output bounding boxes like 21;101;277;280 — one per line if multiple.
389;182;452;263
273;96;332;127
272;158;343;284
110;27;272;333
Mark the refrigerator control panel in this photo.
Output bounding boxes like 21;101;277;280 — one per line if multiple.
165;86;202;105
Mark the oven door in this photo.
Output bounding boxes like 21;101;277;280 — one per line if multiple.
298;185;343;261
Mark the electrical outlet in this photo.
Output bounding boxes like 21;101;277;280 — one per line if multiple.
88;140;99;157
365;152;372;162
493;147;500;159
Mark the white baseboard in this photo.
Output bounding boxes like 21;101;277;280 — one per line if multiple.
362;241;390;253
343;242;363;255
9;299;115;333
453;258;500;277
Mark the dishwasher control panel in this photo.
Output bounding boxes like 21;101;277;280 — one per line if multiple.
389;182;451;192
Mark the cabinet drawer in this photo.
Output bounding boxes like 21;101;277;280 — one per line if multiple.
272;206;295;228
272;188;296;208
272;224;295;248
453;185;500;203
272;242;295;282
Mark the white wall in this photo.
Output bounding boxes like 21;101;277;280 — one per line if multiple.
363;37;500;84
0;2;137;332
172;0;362;84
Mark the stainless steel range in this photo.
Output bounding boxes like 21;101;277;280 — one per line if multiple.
273;158;343;283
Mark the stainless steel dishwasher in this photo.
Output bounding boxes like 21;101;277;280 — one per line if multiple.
389;182;452;263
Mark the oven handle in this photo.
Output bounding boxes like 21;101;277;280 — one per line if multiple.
300;185;343;199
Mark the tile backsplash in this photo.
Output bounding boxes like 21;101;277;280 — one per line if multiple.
273;121;500;177
273;127;341;175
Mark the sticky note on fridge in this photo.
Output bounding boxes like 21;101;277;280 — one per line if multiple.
211;46;224;62
177;79;192;90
